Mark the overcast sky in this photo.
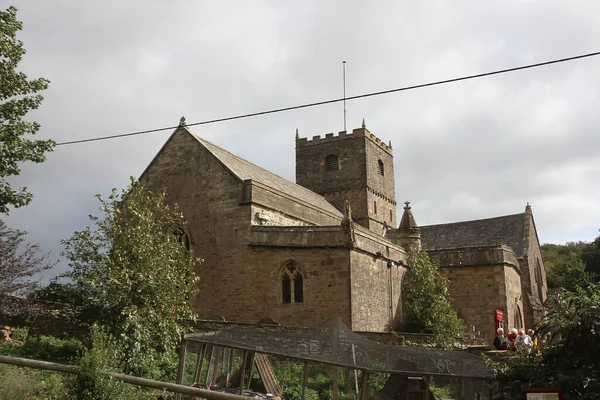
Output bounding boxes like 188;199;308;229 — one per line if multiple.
5;1;600;283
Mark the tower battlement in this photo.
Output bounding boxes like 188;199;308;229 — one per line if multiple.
296;126;393;154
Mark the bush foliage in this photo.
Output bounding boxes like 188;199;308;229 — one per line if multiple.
403;251;465;348
61;179;201;376
490;283;600;399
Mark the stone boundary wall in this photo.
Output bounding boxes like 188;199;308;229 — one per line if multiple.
0;311;488;349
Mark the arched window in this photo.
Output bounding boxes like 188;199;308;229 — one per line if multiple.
281;262;304;304
515;305;523;329
325;155;339;171
378;159;384;176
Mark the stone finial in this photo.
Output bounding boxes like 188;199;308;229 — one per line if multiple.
389;140;392;148
397;200;421;253
525;202;532;213
295;128;299;140
399;201;418;231
179;116;186;127
362;118;366;129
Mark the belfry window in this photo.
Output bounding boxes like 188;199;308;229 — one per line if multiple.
378;159;385;176
281;262;304;304
325;155;339;171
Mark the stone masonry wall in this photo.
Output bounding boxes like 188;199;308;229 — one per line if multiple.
140;128;404;331
442;265;507;344
242;246;352;327
520;211;548;329
350;251;406;332
139;129;252;320
428;246;523;343
245;180;342;226
250;205;313;227
296;130;368;195
295;127;396;232
503;266;525;332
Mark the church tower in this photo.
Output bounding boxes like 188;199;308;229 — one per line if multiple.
295;121;397;232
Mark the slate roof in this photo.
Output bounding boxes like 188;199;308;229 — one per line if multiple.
420;213;526;257
191;131;343;218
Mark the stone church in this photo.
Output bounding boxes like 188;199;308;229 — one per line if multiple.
139;119;547;342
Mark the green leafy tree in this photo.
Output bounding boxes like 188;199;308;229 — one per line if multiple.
542;240;598;289
545;259;595;291
581;231;600;279
403;251;465;348
61;179;201;377
490;283;600;399
0;6;54;214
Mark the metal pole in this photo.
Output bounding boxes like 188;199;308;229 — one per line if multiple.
352;344;359;399
343;61;347;132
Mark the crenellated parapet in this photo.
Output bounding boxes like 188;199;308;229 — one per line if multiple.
296;126;393;155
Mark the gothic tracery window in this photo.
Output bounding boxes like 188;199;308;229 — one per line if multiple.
281;262;304;304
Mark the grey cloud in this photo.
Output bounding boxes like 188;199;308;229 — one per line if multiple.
4;0;600;282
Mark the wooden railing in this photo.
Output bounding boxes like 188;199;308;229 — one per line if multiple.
0;354;253;400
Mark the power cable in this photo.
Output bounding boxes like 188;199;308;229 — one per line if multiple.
56;50;600;147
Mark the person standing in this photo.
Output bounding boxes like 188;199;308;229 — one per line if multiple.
493;328;506;350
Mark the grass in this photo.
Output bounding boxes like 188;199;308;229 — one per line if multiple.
0;364;69;400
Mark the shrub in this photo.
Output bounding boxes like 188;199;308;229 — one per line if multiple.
68;325;142;400
11;327;29;342
403;251;465;348
21;335;85;363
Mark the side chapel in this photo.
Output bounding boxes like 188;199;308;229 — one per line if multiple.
139;119;547;342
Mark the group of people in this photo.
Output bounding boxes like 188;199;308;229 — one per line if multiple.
493;327;536;352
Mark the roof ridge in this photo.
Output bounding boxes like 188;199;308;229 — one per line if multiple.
420;212;525;228
190;131;303;187
185;128;342;218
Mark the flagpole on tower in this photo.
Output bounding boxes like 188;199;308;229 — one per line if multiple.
343;61;347;132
